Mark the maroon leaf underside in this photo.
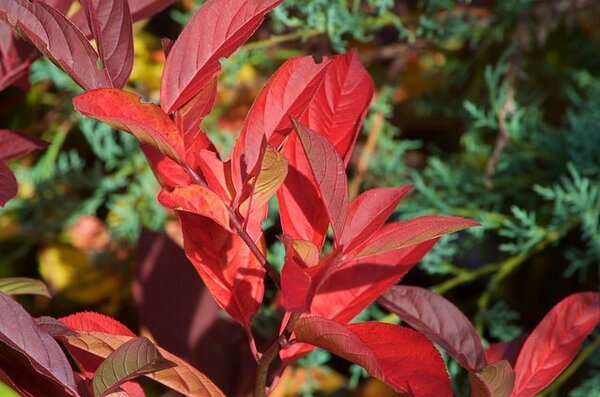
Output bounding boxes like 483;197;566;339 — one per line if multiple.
160;0;284;113
178;212;265;329
293;317;452;397
379;285;487;371
485;335;527;367
0;292;78;396
79;0;134;88
0;162;17;206
0;129;48;161
511;292;600;397
0;0;111;90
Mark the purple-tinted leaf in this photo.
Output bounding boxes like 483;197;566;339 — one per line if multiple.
73;89;185;163
0;292;77;396
469;360;515;397
0;162;17;207
0;22;36;91
79;0;133;88
292;119;348;240
160;0;283;112
0;277;50;298
0;129;47;161
355;215;479;257
378;285;487;371
340;186;412;251
512;292;600;397
0;0;110;90
92;337;174;397
485;335;526;367
129;0;175;21
35;317;77;337
292;316;452;397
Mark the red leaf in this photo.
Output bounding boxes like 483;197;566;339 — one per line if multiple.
175;78;217;148
279;238;318;312
469;360;515;397
310;239;437;324
231;55;332;191
79;0;133;88
0;0;111;90
0;292;78;396
298;50;374;164
160;0;283;112
511;292;600;397
0;23;37;91
292;119;349;240
179;212;264;328
60;312;136;337
292;316;452;397
0;162;17;207
340;186;412;251
74;89;185;163
129;0;174;21
378;285;487;371
158;184;231;231
354;215;479;258
0;129;47;161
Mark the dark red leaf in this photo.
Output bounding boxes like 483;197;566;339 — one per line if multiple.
160;0;283;112
354;215;479;257
292;119;349;240
35;317;78;337
178;212;265;328
378;285;486;371
79;0;133;88
511;292;600;397
0;162;17;207
298;50;374;164
292;316;452;397
0;0;110;90
231;55;332;192
340;186;412;251
73;89;185;163
128;0;174;21
0;22;36;91
0;292;78;396
0;129;47;161
469;360;515;397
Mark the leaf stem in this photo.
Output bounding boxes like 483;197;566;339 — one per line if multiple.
253;312;300;397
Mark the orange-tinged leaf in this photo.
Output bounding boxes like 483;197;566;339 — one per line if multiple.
511;292;600;397
292;317;452;397
158;184;230;231
61;331;225;397
74;89;184;163
60;312;136;337
470;361;514;397
92;337;174;397
175;78;217;148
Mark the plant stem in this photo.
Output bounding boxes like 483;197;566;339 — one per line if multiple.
184;165;281;288
253;312;300;397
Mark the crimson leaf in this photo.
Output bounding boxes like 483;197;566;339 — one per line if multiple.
511;292;600;397
160;0;283;112
292;316;452;397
